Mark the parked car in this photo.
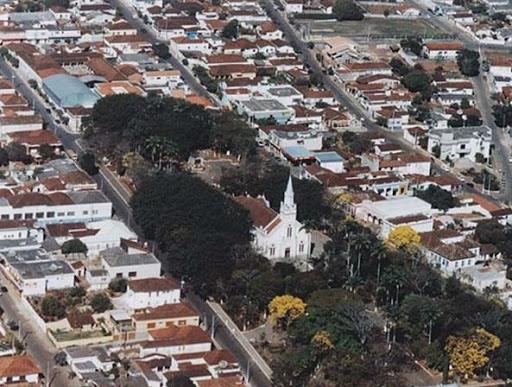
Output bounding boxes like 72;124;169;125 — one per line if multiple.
54;351;68;366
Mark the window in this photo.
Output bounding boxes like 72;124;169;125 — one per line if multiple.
24;213;33;219
178;320;186;326
57;212;65;217
299;242;304;253
269;246;275;256
287;225;292;238
46;212;55;218
14;214;22;220
36;212;44;219
1;215;9;220
147;323;156;329
128;271;137;277
116;273;123;278
83;210;89;215
285;248;291;258
67;211;75;216
92;210;98;215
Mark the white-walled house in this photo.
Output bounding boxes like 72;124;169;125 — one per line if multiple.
235;177;312;266
140;326;212;357
100;246;161;280
427;126;492;163
121;277;181;310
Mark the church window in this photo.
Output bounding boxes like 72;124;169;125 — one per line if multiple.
299;242;304;253
269;246;275;256
287;225;292;238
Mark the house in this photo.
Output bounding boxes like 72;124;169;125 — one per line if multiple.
355;196;433;238
237;98;295;124
235;177;312;266
0;355;41;385
314;151;345;173
2;249;75;296
422;41;463;60
140;325;212;357
283;0;304;14
121;277;181;310
133;302;200;332
427;125;492;162
100;245;161;280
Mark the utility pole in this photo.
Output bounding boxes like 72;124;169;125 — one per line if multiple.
428;319;433;345
211;315;216;340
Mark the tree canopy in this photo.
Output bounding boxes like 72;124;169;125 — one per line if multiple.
61;239;88;255
333;0;364;21
415;184;457;211
457;49;480;77
131;172;252;296
84;94;255;164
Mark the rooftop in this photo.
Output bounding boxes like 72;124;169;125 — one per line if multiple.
101;246;160;267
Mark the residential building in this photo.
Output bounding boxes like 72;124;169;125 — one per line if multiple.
427;126;492;162
122;277;181;310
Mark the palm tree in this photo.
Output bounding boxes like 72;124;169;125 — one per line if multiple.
158;138;179;169
372;242;387;285
352;233;371;277
144;135;162;164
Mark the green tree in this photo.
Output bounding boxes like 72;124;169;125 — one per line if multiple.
415;184;457;211
167;374;194;387
457;49;480;77
402;69;432;93
0;148;9;166
400;36;423;56
493;104;512;128
210;112;256;156
61;239;88;254
90;293;113;313
78;152;99;175
152;43;170;59
108;278;128;293
131;173;252;296
41;295;65;319
432;144;441;158
222;19;239;39
333;0;364;21
38;144;55;160
5;142;32;164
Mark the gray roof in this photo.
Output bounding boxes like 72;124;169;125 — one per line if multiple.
9;11;56;24
428;125;492;141
101;247;160;267
68;190;110;205
242;98;290;112
10;259;74;279
43;74;99;108
315;151;344;163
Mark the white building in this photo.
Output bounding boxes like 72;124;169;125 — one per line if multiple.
121;277;181;310
0;190;112;225
100;245;161;280
235;177;312;267
427;126;492;163
422;41;463;60
3;249;75;296
355;196;433;238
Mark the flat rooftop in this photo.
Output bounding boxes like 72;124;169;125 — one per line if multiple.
266;86;301;97
242;98;289;112
101;246;160;267
10;259;74;279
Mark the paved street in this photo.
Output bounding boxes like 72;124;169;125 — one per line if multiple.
0;270;80;387
0;59;273;387
110;0;220;106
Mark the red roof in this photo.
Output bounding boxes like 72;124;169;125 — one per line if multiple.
235;196;278;228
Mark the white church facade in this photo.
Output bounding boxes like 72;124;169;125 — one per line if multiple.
236;176;312;266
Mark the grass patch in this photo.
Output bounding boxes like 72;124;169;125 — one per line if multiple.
308;18;453;39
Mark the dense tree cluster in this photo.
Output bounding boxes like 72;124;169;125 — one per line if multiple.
333;0;365;21
457;49;480;77
83;94;256;165
268;218;512;385
493;104;512;128
390;59;435;101
400;36;423;56
415;184;458;211
219;163;332;227
131;172;252;296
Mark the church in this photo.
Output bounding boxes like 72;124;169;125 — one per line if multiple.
235;176;312;265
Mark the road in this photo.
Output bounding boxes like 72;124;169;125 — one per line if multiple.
0;59;273;386
0;269;80;387
473;74;512;201
108;0;220;106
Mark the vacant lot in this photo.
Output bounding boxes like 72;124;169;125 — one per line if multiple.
308;18;452;39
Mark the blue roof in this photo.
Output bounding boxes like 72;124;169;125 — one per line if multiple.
43;74;100;108
314;151;344;163
282;146;314;159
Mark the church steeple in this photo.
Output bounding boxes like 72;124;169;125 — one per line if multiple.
280;175;297;217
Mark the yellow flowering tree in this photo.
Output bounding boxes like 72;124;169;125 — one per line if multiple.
386;225;421;249
445;328;500;381
268;295;306;329
311;330;334;351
